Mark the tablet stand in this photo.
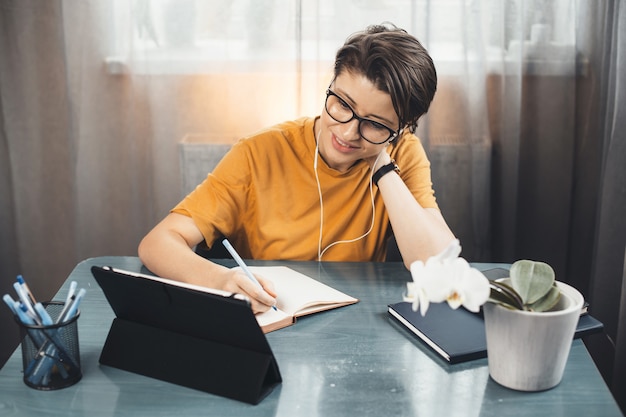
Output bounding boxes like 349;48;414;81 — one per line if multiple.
99;318;281;404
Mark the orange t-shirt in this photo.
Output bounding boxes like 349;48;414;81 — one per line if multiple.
172;117;438;261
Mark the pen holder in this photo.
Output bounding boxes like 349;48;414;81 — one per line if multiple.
17;301;82;390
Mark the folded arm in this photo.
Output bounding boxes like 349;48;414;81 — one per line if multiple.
370;153;457;269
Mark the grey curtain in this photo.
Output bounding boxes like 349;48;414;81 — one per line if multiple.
0;0;77;367
0;0;155;368
585;0;626;408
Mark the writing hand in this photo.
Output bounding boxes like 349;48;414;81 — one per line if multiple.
230;269;277;314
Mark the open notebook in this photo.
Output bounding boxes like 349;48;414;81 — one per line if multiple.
247;266;358;332
93;265;358;334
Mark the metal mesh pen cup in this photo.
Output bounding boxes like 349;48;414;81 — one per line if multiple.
17;301;82;390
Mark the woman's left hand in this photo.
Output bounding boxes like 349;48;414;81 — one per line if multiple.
365;146;392;172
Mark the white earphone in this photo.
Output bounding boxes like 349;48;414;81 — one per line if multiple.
313;129;383;261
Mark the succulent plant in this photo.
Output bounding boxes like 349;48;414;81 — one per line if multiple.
489;260;561;312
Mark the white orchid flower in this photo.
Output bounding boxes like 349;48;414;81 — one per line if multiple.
404;239;490;316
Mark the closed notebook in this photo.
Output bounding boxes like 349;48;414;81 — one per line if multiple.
388;268;604;364
388;302;488;363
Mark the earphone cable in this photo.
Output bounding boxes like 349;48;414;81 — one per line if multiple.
314;131;383;261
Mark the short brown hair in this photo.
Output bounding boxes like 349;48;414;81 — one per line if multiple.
333;23;437;133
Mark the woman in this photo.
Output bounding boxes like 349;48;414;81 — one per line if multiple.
138;23;456;313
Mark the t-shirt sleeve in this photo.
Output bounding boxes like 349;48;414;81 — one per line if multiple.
171;140;252;247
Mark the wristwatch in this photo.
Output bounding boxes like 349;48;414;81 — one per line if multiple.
372;159;400;186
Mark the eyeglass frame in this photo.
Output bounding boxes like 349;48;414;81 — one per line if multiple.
324;89;401;145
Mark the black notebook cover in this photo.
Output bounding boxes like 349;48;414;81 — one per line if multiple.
388;302;488;363
388;268;604;364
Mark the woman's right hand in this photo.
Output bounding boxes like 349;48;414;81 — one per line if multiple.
216;267;277;314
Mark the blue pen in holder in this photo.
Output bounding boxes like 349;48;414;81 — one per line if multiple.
17;301;82;390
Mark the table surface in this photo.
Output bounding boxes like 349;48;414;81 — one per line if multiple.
0;256;622;417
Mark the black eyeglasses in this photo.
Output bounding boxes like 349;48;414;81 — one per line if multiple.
324;89;399;145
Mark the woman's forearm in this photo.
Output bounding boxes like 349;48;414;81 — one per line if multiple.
377;171;456;269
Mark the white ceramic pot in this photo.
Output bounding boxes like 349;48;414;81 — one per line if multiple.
483;280;584;391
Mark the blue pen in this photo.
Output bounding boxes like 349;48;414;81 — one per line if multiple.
28;303;76;382
13;301;58;384
7;297;68;384
33;301;75;367
4;297;45;370
66;281;77;302
59;288;86;323
33;303;54;326
222;239;277;311
17;275;37;305
56;281;78;324
3;294;19;315
13;282;39;323
18;302;42;326
14;301;43;331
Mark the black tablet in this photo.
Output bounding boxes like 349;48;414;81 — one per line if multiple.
91;265;281;404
